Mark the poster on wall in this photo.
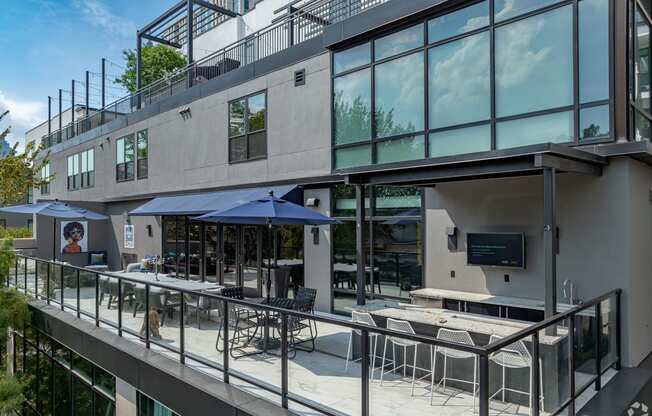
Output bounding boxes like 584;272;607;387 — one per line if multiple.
124;224;135;249
61;221;88;254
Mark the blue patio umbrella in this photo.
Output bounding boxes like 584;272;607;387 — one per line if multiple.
0;200;109;260
195;192;338;301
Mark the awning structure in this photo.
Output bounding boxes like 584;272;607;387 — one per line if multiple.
128;184;298;217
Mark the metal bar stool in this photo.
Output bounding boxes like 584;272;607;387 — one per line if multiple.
380;318;433;396
488;334;544;415
431;328;478;410
345;311;380;380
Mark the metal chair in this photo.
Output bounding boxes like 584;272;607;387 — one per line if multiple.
431;328;478;409
380;318;433;396
183;290;222;329
215;287;260;359
488;334;544;415
295;287;318;347
132;285;175;326
345;311;380;380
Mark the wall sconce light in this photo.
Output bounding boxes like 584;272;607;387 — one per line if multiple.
305;198;320;208
311;227;320;245
146;224;153;237
446;226;457;251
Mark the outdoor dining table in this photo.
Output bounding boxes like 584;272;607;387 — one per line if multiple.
113;272;223;292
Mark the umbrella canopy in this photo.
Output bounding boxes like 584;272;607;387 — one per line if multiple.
195;194;338;226
0;201;109;220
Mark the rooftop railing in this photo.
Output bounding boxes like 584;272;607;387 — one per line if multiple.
40;0;389;149
9;254;621;416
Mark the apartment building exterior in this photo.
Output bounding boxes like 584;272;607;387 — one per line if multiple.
7;0;652;415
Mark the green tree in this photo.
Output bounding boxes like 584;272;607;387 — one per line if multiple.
0;109;50;412
115;44;187;93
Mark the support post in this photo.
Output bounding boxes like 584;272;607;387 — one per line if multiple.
479;354;489;416
71;80;75;133
58;89;62;143
187;0;194;88
361;329;370;416
281;314;289;408
136;34;142;109
568;315;576;415
615;291;622;370
101;58;106;108
355;184;366;305
223;300;229;383
47;96;52;145
595;302;602;391
543;167;557;319
531;332;541;416
85;71;90;117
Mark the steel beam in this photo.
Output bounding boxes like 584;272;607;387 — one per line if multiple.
534;154;602;176
187;0;194;65
194;0;238;17
543;167;557;319
141;33;182;49
140;1;186;35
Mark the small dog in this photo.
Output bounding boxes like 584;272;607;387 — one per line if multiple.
140;308;162;340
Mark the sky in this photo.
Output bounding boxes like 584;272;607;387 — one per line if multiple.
0;0;178;148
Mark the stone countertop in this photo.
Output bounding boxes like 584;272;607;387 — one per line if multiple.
350;300;565;346
410;288;587;314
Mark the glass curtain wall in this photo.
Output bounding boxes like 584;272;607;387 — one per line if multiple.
633;0;652;140
332;0;612;170
137;392;178;416
332;185;423;315
13;328;116;416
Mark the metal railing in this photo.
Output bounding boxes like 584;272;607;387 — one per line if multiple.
40;0;390;149
8;254;622;416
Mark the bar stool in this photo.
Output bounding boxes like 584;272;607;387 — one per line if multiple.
345;311;380;380
431;328;478;410
488;334;544;415
380;318;433;396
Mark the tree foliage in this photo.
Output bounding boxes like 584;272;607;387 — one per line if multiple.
0;110;49;412
114;44;187;93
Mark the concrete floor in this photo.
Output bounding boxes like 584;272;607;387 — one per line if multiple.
18;270;615;416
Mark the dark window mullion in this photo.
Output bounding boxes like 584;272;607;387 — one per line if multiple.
490;0;497;150
370;40;377;165
573;0;580;143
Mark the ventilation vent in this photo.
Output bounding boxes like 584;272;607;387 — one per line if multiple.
294;69;306;86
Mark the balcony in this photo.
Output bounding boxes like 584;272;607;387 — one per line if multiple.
40;0;390;150
10;255;621;416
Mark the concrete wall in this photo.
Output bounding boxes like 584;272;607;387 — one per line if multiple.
304;188;332;313
36;52;331;204
425;157;651;367
115;378;138;416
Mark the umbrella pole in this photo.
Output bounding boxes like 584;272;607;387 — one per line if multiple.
52;218;56;261
267;224;272;303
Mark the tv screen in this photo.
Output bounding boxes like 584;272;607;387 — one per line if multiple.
467;233;525;269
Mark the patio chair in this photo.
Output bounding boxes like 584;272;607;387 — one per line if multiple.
295;287;318;347
432;328;478;409
345;311;380;380
215;287;260;359
183;289;222;329
132;285;175;326
380;318;433;396
105;279;135;310
488;334;544;415
283;300;316;358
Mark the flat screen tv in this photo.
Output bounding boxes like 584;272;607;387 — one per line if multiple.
466;233;525;269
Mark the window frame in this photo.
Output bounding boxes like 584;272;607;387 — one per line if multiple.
227;90;268;164
80;148;95;189
631;0;652;139
331;0;615;171
40;163;51;195
116;134;135;182
67;153;81;191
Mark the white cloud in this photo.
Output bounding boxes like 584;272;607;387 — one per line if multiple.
72;0;136;38
0;91;46;149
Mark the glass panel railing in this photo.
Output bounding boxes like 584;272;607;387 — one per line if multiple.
48;263;62;305
120;280;140;338
97;275;119;328
62;266;78;311
16;257;26;291
25;258;36;296
36;260;49;299
78;270;97;319
599;295;619;372
150;288;182;354
573;305;598;394
182;292;223;370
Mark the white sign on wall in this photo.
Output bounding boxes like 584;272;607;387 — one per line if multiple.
124;225;135;249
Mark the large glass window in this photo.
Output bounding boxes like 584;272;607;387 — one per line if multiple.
67;154;80;190
13;330;116;416
331;185;423;315
137;392;178;416
634;4;652;136
40;163;51;195
116;135;135;182
228;91;267;163
332;0;611;169
81;149;95;189
495;6;574;118
137;129;148;179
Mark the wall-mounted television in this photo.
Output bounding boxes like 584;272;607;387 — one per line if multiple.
466;233;525;269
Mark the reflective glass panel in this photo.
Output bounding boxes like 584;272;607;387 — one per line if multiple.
635;111;652;141
248;93;266;132
116;139;125;164
247;131;267;159
496;6;573;117
335;145;371;169
374;52;424;137
374;24;424;61
374;186;422;217
580;105;610;140
429;124;491;158
376;135;424;164
334;42;371;74
429;31;490;129
73;377;93;416
229;99;246;137
495;0;563;22
579;0;609;103
428;0;489;43
124;137;134;163
229;136;247;162
334;69;372;145
497;111;573;149
636;8;651;113
372;221;422;298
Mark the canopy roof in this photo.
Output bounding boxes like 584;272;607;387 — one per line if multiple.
0;201;108;220
129;185;297;216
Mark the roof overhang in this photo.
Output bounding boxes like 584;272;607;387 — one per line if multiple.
341;143;608;186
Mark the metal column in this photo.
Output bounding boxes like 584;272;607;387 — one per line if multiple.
101;58;106;108
47;96;51;138
355;185;366;305
543;167;557;319
136;34;142;109
187;0;194;88
58;89;62;143
85;71;90;116
71;80;75;136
